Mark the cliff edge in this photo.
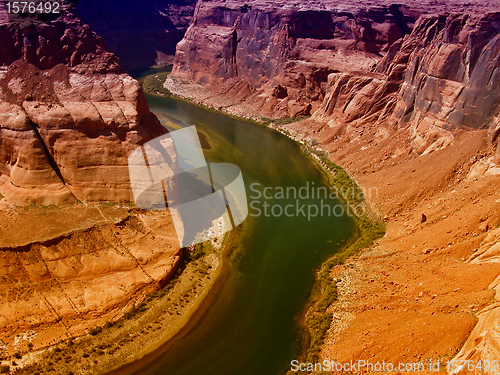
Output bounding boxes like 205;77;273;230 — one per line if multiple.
0;1;167;206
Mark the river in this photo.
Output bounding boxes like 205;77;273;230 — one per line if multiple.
117;90;356;375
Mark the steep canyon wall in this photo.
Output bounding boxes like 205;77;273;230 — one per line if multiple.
172;0;500;158
76;0;197;70
0;1;181;354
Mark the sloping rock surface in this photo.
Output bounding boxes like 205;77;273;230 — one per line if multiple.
172;0;500;129
0;1;181;354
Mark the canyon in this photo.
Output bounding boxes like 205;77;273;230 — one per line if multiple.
1;0;500;373
75;0;197;70
167;0;500;373
0;0;182;358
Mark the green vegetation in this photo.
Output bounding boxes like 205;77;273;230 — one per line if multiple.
301;143;365;205
304;312;334;363
22;204;58;211
189;234;216;261
142;72;172;96
261;116;309;127
294;141;386;369
99;201;116;207
302;216;384;364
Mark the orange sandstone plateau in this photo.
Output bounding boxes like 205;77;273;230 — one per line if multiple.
1;0;500;374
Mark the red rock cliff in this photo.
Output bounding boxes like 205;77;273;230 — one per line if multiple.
0;2;182;357
173;0;417;117
172;1;500;147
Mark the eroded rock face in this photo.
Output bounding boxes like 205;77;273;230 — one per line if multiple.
389;13;500;154
172;1;500;156
448;227;500;374
0;2;167;205
311;11;500;157
0;206;181;352
172;0;418;118
0;1;181;354
172;0;499;123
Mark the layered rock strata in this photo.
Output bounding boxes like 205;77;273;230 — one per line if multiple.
172;0;500;127
0;1;181;356
0;206;181;353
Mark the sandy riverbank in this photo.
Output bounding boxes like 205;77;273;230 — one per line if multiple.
285;120;500;374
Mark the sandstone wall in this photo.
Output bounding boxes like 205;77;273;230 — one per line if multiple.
172;0;419;118
388;13;500;154
172;1;500;155
0;1;183;357
0;206;181;353
0;1;167;205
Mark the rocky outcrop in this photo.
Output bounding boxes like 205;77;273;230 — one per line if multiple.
0;0;184;358
447;227;500;375
76;0;197;70
388;13;500;155
300;11;500;156
0;2;167;205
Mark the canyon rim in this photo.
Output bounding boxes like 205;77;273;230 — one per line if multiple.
1;0;500;374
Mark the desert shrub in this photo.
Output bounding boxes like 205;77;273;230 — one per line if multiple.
142;72;172;96
305;313;333;363
89;326;102;336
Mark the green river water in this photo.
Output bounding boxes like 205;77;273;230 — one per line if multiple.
117;92;356;375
